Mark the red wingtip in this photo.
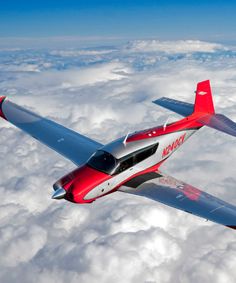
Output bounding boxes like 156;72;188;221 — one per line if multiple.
0;96;7;120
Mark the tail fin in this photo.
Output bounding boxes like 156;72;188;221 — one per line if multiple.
153;80;236;137
194;81;236;137
193;80;215;114
153;80;215;117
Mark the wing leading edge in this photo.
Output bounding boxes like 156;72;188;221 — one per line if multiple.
0;97;102;166
119;171;236;230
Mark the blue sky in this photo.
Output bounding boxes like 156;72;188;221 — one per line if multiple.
0;0;235;42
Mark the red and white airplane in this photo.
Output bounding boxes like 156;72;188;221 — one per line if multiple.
0;80;236;230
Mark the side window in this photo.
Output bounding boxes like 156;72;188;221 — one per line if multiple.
113;143;158;175
135;143;158;163
115;156;134;174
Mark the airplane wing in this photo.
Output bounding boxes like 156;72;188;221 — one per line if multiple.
119;171;236;230
0;97;102;166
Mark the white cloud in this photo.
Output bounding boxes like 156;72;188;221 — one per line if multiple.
125;39;226;53
0;63;41;73
0;224;47;267
0;39;236;283
3;61;131;92
50;49;115;57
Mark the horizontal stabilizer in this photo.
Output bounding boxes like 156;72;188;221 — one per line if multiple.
153;80;215;117
153;97;194;117
198;113;236;137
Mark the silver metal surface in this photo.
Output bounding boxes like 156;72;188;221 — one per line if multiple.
2;99;103;166
101;135;159;159
52;188;66;200
119;172;236;228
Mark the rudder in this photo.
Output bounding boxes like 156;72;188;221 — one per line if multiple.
194;80;215;114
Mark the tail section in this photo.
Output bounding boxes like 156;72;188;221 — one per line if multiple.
193;80;215;114
153;80;215;117
153;80;236;138
198;113;236;137
191;81;236;137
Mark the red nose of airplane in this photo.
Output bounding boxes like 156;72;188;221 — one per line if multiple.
54;165;111;204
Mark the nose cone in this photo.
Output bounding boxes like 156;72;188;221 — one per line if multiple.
52;188;66;200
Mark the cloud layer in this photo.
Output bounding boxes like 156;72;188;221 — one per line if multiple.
0;39;236;283
125;39;226;53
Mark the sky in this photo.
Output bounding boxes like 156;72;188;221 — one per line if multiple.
0;0;236;42
0;39;236;283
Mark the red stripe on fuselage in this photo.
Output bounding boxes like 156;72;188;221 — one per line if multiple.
58;159;166;204
0;96;7;120
126;113;203;142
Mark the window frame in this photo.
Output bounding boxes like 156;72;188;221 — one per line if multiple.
87;150;118;175
113;142;159;175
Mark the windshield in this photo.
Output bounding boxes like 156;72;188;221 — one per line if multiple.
87;150;117;175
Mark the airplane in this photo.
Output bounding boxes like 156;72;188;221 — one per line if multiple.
0;80;236;230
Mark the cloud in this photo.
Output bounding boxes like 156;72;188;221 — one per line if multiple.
0;223;47;267
125;39;226;54
50;49;115;57
0;39;236;283
0;64;41;73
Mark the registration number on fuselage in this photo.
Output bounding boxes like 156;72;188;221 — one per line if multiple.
162;133;186;158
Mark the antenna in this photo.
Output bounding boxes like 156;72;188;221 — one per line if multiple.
123;132;130;145
163;117;170;131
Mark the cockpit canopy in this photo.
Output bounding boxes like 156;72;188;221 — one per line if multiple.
87;150;116;175
87;142;158;175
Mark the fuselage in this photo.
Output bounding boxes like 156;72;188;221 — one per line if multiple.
54;114;202;204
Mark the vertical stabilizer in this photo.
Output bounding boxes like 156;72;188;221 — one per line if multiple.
194;80;215;114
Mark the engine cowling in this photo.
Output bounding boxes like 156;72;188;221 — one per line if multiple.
52;165;111;203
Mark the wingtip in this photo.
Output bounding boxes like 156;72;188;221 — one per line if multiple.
0;96;7;120
0;96;6;103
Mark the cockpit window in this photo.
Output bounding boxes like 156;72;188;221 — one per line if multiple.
87;150;117;175
135;143;158;163
87;143;158;176
113;142;159;175
114;155;134;174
